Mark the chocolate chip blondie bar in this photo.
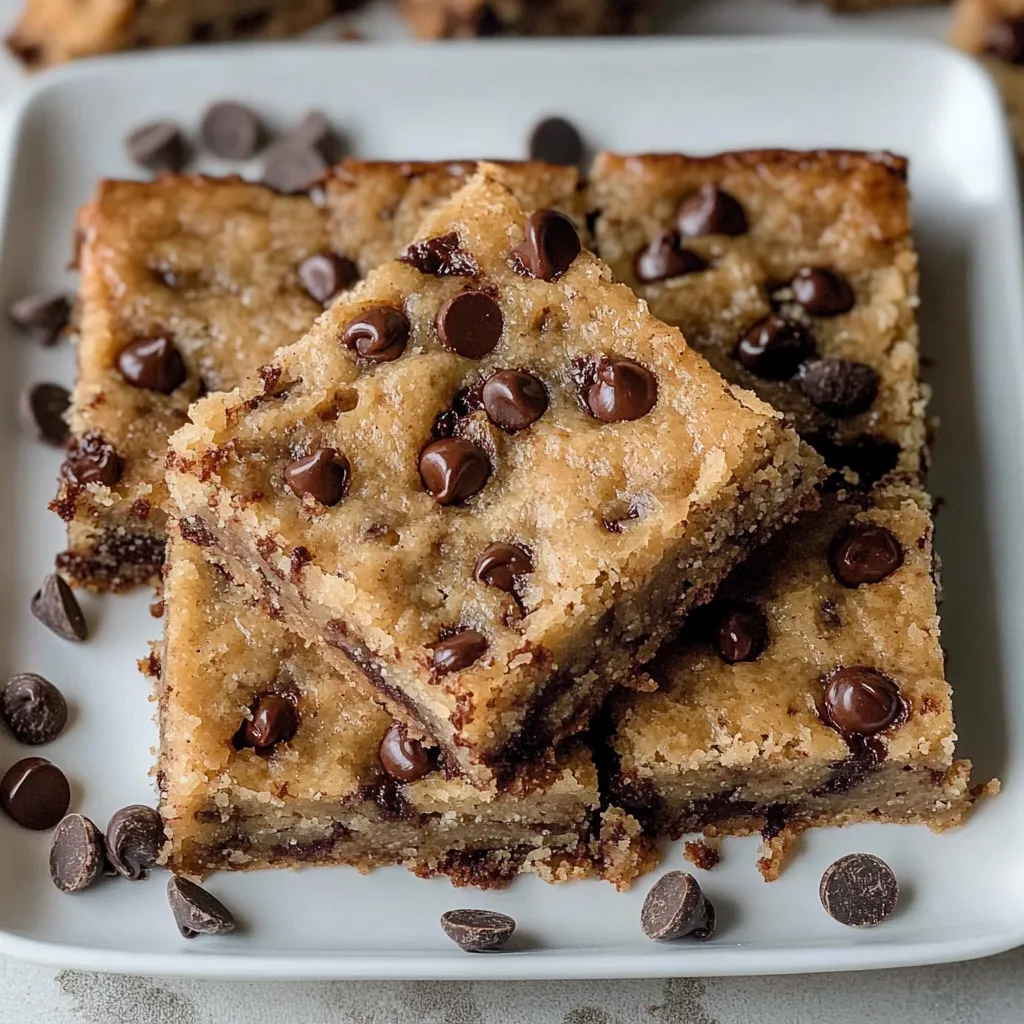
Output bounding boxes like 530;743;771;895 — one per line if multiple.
399;0;645;38
157;525;612;884
588;150;927;485
167;162;823;786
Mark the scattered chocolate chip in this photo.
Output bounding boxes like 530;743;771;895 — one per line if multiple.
820;853;899;928
1;673;67;745
419;438;490;505
126;121;189;173
432;629;487;674
822;667;905;738
343;306;410;362
481;369;548;432
790;267;855;317
299;252;358;304
9;292;70;346
379;722;436;782
49;813;105;893
587;356;657;422
286;111;342;161
399;233;479;277
512;210;580;282
284;448;350;507
440;908;515;952
167;875;237;938
712;601;768;664
262;143;327;195
18;382;69;447
474;542;533;593
829;523;904;587
200;101;263;160
117;336;187;394
0;757;70;830
105;804;165;880
734;315;816;380
61;430;123;487
634;230;707;283
437;291;503;359
31;574;87;643
641;871;716;942
676;185;748;238
239;693;299;752
985;17;1024;64
799;359;879;418
528;116;583;166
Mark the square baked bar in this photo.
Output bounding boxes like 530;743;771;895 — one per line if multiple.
589;150;927;485
399;0;645;38
167;162;823;787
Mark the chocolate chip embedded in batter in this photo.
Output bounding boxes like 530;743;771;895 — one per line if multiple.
790;267;855;317
711;601;768;664
676;185;748;238
437;291;503;358
126;121;189;173
342;306;410;362
199;101;264;160
586;356;657;423
985;17;1024;64
49;813;106;893
419;438;490;505
441;908;516;952
1;673;67;745
821;666;906;738
167;875;237;938
117;336;187;394
528;116;584;166
239;693;299;752
298;252;358;304
399;232;479;277
634;230;708;284
432;629;488;674
61;430;123;487
819;853;899;928
641;871;716;942
284;448;350;507
0;757;70;830
511;210;581;282
18;382;70;447
31;574;87;643
481;369;548;432
379;722;436;782
106;804;165;880
733;315;816;381
799;359;879;418
474;542;533;593
829;523;904;588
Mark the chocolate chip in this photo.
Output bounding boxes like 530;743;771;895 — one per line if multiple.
1;673;67;745
106;804;165;880
19;382;69;447
284;448;350;506
830;523;904;587
343;306;410;362
822;667;905;738
286;111;342;161
238;693;299;752
474;542;532;593
676;185;748;238
262;143;327;195
379;722;436;782
528;116;583;166
712;601;768;664
9;292;70;345
641;871;716;942
126;121;189;172
511;210;580;282
419;438;490;505
440;908;515;952
49;813;105;893
481;369;548;432
61;430;123;487
437;291;503;359
117;336;186;393
985;17;1024;64
634;230;707;283
31;574;87;643
799;359;879;418
819;853;899;928
804;433;900;487
399;232;479;277
734;315;816;380
299;252;358;304
791;267;855;317
432;629;487;673
200;101;264;160
586;356;657;422
167;875;237;938
0;757;70;830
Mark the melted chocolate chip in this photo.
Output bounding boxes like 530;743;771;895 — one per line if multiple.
399;232;478;277
432;629;487;673
0;757;70;830
821;667;905;738
481;369;548;432
790;267;855;317
437;291;503;358
676;185;748;238
634;230;707;283
342;306;410;362
985;16;1024;64
799;359;879;418
419;438;490;505
284;448;350;506
829;523;904;587
511;210;580;282
712;601;768;664
378;723;436;782
117;336;187;393
474;542;533;593
586;356;657;422
238;693;299;752
299;252;358;304
733;315;816;380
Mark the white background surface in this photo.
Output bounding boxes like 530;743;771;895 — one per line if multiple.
2;0;1023;1019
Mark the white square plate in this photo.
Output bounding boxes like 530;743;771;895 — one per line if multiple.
0;38;1019;980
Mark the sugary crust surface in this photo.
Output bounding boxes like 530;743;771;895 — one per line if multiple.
588;150;927;480
167;163;822;785
399;0;645;38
